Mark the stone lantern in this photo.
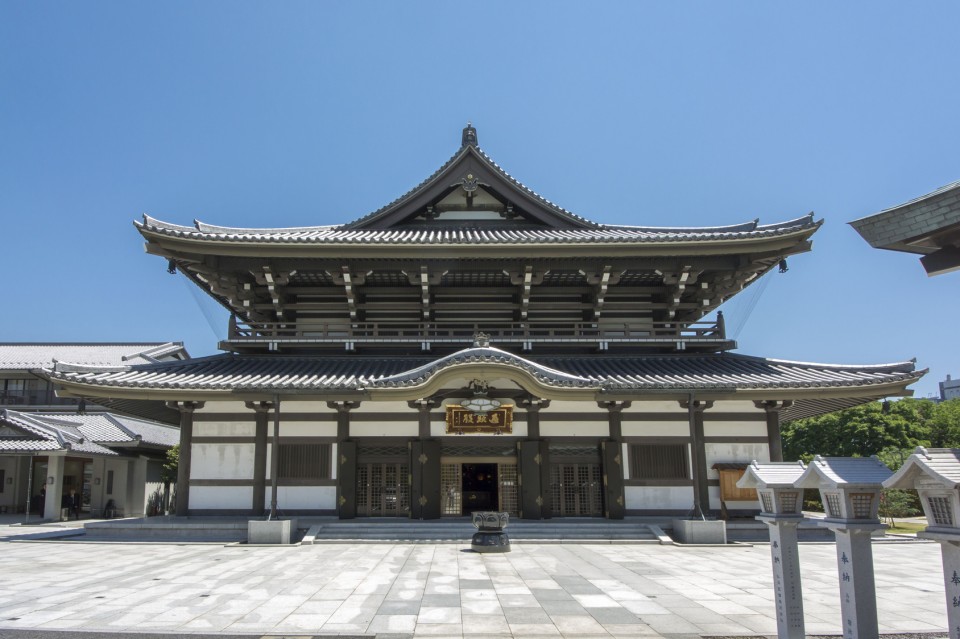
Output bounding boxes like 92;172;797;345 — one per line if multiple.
795;455;892;639
883;447;960;639
737;460;808;639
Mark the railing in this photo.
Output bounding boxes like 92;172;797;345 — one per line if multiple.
0;390;79;407
224;317;730;350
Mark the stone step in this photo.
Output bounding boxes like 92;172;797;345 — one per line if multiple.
305;519;662;544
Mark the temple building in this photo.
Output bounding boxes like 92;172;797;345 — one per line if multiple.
45;125;923;520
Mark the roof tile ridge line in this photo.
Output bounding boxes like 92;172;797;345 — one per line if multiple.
49;359;131;374
730;352;918;372
472;146;600;228
851;178;960;223
102;413;139;441
373;345;593;385
10;412;72;445
135;215;195;233
339;145;469;229
606;219;763;233
122;342;181;362
755;212;821;232
193;220;339;234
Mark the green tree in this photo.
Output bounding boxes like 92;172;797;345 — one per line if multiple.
929;399;960;448
781;400;933;462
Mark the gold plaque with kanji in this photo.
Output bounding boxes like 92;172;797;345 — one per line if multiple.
445;404;513;434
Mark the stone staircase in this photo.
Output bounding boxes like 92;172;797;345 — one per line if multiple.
303;517;665;544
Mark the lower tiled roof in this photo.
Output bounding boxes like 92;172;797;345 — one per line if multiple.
0;410;178;454
45;347;922;394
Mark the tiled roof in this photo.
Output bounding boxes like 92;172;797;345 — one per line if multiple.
884;447;960;490
340;143;600;229
796;455;893;488
0;411;117;455
0;343;188;370
737;461;808;489
850;179;960;251
137;213;820;246
44;347;922;394
0;410;178;454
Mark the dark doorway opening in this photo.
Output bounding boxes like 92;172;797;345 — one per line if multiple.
461;463;498;512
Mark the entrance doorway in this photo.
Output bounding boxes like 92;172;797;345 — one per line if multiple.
440;461;518;516
356;462;410;517
550;463;603;516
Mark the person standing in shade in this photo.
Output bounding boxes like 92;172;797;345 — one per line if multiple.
65;488;81;520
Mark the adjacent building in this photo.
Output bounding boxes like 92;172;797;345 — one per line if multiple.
45;126;923;520
0;343;186;520
850;178;960;276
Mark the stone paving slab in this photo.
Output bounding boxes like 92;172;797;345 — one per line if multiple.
0;525;951;638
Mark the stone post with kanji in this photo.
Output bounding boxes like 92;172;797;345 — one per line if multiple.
885;447;960;639
738;460;808;639
795;455;892;639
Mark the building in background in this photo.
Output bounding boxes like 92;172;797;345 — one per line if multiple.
46;126;923;520
941;375;960;402
0;343;186;520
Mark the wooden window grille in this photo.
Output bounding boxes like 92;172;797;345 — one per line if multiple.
778;491;799;514
928;496;954;526
851;493;874;519
278;443;331;480
498;464;518;515
629;444;688;480
760;491;773;512
825;493;842;518
441;463;462;515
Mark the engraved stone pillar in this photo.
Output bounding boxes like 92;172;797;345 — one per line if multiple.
796;455;891;639
737;461;809;639
167;401;204;517
884;447;960;639
245;400;274;515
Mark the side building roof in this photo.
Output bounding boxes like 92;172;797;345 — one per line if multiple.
0;343;189;370
0;409;178;455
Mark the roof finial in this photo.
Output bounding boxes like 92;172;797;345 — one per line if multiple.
462;121;478;147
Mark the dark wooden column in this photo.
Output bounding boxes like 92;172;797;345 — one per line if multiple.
166;401;204;517
408;399;441;520
518;398;550;519
327;401;360;519
754;400;793;462
599;400;630;520
245;400;274;515
679;398;713;518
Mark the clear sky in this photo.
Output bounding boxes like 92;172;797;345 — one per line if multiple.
1;3;958;399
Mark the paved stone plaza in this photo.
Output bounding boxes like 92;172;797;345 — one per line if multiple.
0;525;949;638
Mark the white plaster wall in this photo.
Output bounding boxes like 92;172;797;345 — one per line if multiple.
331;444;337;480
194;422;255;437
625;486;693;510
621;422;688;437
268;486;336;510
103;458;129;509
622;401;686;415
707;400;762;414
703;421;766;437
279;422;337;437
353;401;417;415
190;485;253;510
704;443;769;480
191;443;255;480
281;401;337;414
540;421;608;437
352;422;418;437
622;443;630;480
542;401;605;414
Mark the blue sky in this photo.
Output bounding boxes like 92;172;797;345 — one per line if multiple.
1;3;958;399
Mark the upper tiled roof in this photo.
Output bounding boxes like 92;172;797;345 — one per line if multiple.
44;347;922;394
884;447;960;490
737;461;808;489
796;455;893;488
850;179;960;252
137;213;820;246
0;343;188;370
